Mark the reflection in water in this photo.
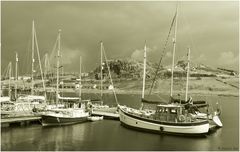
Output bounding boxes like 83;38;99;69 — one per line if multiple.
36;123;88;151
1;94;239;151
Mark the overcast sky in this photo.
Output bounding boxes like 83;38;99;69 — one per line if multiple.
1;1;239;75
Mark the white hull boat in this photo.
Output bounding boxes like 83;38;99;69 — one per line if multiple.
88;116;104;121
195;111;223;127
212;115;223;127
119;105;209;135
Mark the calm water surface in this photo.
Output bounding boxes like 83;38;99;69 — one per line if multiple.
1;93;239;151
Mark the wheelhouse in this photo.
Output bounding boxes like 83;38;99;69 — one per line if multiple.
155;104;185;122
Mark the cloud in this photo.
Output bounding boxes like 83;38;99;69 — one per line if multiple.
61;48;80;65
1;1;238;72
165;51;172;58
48;47;86;72
131;49;144;61
218;51;238;66
131;47;157;62
194;54;206;63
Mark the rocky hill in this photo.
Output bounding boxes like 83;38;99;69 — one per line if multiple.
90;59;238;80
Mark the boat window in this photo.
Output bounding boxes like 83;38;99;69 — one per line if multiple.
170;109;177;114
164;108;168;113
157;108;164;113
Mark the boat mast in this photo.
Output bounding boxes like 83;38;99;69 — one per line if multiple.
8;62;12;99
100;41;103;101
140;41;147;109
185;48;190;102
101;42;119;105
15;52;18;98
142;41;147;99
79;56;82;102
34;24;47;99
56;29;61;105
31;20;35;95
44;54;47;81
61;66;64;97
170;6;178;99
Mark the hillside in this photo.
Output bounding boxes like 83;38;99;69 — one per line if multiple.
90;59;238;80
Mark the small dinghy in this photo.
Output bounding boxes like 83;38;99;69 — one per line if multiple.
88;116;104;122
212;115;223;127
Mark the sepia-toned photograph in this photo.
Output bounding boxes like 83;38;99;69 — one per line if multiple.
1;1;239;151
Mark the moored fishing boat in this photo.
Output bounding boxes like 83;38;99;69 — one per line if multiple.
118;44;210;135
118;6;212;135
119;104;209;135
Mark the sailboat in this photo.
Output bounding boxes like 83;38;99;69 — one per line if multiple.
41;30;89;126
90;42;119;119
1;62;15;116
118;7;210;135
16;20;47;107
118;44;210;135
1;21;46;116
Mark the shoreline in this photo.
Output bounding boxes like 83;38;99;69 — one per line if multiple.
47;88;239;97
2;77;238;97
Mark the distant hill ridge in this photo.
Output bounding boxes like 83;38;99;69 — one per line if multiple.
91;59;237;79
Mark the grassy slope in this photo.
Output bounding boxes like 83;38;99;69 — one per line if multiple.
1;77;238;97
113;77;239;96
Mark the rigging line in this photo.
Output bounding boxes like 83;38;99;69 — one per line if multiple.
11;63;14;80
3;64;9;80
6;63;10;78
2;63;9;79
148;11;177;96
6;62;11;77
49;36;58;66
102;44;119;105
34;28;46;98
46;34;59;91
43;54;48;80
24;36;31;76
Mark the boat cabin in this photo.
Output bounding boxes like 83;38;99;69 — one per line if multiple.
17;95;46;104
155;104;187;122
60;99;89;110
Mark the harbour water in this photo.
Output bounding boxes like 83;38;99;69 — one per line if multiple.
1;93;239;151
